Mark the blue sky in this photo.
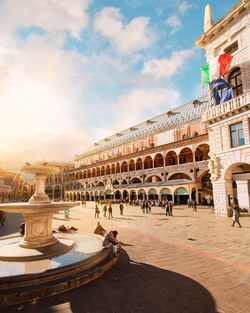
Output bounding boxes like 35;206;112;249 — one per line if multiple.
0;0;239;170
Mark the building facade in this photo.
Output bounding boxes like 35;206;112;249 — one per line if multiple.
45;161;74;201
196;0;250;214
0;169;27;202
65;97;212;205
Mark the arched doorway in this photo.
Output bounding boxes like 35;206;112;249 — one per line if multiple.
121;161;128;173
105;189;114;200
100;191;104;201
85;192;90;201
130;190;137;201
138;189;146;201
148;188;158;200
154;153;164;168
195;144;210;162
144;156;153;169
123;190;129;201
224;163;250;212
179;148;193;164
136;158;142;170
165;151;177;166
160;188;172;201
115;190;121;200
129;160;135;171
174;187;189;204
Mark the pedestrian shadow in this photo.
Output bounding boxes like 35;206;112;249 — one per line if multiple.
112;217;133;221
14;250;217;313
52;217;81;221
128;215;145;218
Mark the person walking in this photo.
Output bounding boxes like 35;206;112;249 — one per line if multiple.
169;200;173;216
108;204;113;219
232;206;241;227
103;204;107;217
145;202;149;213
141;202;145;214
119;203;124;216
165;201;170;216
95;205;100;218
192;199;197;212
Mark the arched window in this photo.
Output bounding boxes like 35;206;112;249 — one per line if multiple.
229;68;242;97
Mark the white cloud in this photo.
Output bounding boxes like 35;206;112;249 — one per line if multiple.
141;49;194;81
179;1;194;15
111;88;180;130
0;0;90;39
166;15;182;34
93;7;156;54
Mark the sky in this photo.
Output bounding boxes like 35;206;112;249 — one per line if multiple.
0;0;239;171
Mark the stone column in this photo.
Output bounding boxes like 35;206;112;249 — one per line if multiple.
235;180;250;211
212;179;233;214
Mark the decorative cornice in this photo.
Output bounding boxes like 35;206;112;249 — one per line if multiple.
194;0;248;49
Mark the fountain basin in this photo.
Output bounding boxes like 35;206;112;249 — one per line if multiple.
0;233;119;306
0;202;79;249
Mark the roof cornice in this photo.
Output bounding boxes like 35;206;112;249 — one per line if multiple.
194;0;249;49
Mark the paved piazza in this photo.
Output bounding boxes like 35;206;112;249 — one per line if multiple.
2;203;250;313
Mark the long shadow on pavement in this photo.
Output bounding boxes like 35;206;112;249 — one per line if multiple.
4;250;218;313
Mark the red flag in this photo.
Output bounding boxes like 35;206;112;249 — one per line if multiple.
218;53;233;77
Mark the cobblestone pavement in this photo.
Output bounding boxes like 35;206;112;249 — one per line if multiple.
2;203;250;313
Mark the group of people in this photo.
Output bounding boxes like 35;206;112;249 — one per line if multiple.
164;200;173;216
95;203;114;219
141;201;151;214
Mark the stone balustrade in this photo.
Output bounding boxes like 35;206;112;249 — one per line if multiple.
201;91;250;125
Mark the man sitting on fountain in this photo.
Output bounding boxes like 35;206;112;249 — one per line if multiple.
94;222;106;236
103;230;121;254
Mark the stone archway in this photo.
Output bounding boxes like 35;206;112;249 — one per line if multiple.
148;188;158;200
160;188;172;201
224;163;250;212
174;187;189;204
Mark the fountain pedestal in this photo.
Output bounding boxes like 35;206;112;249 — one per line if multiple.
21;212;56;248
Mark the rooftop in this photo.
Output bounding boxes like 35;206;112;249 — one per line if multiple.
75;95;210;160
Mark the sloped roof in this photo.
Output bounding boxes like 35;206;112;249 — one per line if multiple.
76;95;209;159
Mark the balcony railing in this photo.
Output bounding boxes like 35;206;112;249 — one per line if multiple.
201;91;250;124
65;160;208;183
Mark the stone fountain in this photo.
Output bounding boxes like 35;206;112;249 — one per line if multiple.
0;162;118;306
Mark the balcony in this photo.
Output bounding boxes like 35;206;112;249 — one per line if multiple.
66;160;208;183
201;91;250;125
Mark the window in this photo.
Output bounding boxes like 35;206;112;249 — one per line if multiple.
230;122;245;148
224;41;238;55
229;68;242;97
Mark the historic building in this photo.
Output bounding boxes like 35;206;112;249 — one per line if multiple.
64;0;249;214
0;169;26;202
64;96;212;204
196;0;250;214
0;176;11;202
45;161;74;201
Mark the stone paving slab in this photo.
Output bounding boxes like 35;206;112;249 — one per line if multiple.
1;203;250;313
